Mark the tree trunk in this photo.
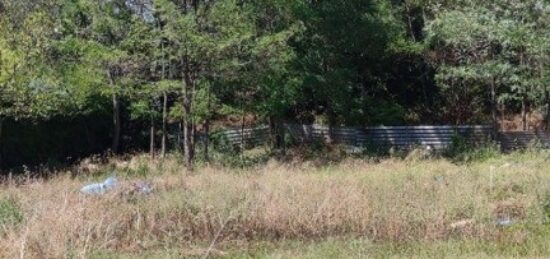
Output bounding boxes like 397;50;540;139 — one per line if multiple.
178;121;183;152
108;71;121;154
112;92;121;153
326;105;335;144
160;34;168;158
191;124;196;160
203;81;212;162
240;112;245;156
500;102;506;131
161;91;168;158
279;118;286;156
543;48;548;131
204;119;210;162
183;119;193;168
545;88;550;131
520;51;527;131
0;117;3;170
405;4;416;42
269;116;283;149
182;70;195;170
490;77;498;135
521;95;527;131
150;115;155;160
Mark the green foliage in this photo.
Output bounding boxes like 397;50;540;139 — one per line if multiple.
0;197;23;228
543;192;550;224
0;0;549;168
445;135;501;162
425;0;549;123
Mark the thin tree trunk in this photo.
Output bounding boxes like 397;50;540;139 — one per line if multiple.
520;51;527;131
500;101;506;131
150;115;155;159
327;104;335;144
191;123;196;160
405;4;416;42
240;111;245;156
183;119;193;168
0;117;3;170
269;116;281;149
542;48;549;131
178;121;183;152
490;77;498;135
108;71;121;154
203;81;212;162
160;33;168;158
545;88;550;131
182;68;194;170
521;95;527;131
204;119;210;162
161;91;168;158
279;118;286;156
107;71;121;154
112;92;121;153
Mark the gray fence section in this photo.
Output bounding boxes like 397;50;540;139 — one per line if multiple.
499;131;550;150
222;124;495;150
285;124;493;150
221;126;270;147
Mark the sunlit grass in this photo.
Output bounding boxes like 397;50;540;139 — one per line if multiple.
1;150;550;258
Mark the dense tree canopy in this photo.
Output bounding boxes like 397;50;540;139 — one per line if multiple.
0;0;548;169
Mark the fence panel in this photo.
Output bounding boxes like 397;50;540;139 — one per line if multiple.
284;124;493;150
218;124;550;151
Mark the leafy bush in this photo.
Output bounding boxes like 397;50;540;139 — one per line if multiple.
361;140;392;158
445;134;500;162
543;193;550;224
210;130;238;154
0;198;23;228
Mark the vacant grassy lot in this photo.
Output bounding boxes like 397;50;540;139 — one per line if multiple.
1;151;550;258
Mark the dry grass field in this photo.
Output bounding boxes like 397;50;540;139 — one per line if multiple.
1;150;550;258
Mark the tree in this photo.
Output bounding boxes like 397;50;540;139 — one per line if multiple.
425;0;549;129
293;0;410;132
0;0;72;168
154;0;259;168
57;0;154;153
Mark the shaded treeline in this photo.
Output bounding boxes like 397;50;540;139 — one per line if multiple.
0;0;548;169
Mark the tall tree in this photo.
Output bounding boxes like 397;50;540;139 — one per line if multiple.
425;0;549;128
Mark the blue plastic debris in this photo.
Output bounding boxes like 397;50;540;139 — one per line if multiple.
80;177;118;195
103;177;118;189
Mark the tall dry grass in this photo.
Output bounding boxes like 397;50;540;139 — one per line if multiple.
0;152;549;258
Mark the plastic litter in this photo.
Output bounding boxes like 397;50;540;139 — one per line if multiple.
496;216;513;227
80;176;118;195
133;181;153;194
434;175;445;182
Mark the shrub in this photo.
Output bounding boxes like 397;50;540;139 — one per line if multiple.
543;193;550;224
361;140;392;157
210;130;238;154
0;198;23;228
445;134;500;162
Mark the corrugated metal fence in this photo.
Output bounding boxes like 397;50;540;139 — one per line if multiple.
220;124;500;150
499;131;550;150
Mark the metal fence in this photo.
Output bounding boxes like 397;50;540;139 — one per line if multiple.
499;131;550;150
221;124;498;150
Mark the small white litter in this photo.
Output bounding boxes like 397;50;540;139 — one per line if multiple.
80;177;118;195
133;181;153;194
450;219;474;229
496;216;513;227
